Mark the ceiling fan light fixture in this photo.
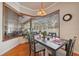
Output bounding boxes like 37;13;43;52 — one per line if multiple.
37;2;47;16
37;8;46;16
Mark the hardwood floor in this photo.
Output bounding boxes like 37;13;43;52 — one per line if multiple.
2;43;30;56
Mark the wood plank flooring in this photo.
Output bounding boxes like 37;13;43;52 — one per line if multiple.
2;43;30;56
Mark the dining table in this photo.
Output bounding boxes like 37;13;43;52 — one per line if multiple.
34;35;68;56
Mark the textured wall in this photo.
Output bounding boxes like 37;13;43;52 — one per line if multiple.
47;2;79;52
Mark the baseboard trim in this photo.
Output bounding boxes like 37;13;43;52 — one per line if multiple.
1;42;28;56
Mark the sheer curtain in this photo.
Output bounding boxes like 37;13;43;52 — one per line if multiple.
32;10;60;37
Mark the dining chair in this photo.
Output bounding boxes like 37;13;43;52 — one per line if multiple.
66;37;76;56
26;34;45;56
47;38;76;56
48;32;57;37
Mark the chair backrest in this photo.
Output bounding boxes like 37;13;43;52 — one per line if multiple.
48;32;57;37
26;34;36;52
66;38;76;56
70;37;76;55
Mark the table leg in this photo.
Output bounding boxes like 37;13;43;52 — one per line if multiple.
53;50;56;56
49;50;56;56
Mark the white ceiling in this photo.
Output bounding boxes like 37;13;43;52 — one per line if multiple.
19;2;55;10
18;2;56;24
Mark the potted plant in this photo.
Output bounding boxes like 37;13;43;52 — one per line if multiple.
42;31;47;40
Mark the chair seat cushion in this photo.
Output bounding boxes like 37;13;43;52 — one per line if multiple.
47;49;66;56
56;49;66;56
32;43;45;52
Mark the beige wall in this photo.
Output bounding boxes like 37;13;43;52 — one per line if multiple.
0;2;3;42
47;2;79;52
